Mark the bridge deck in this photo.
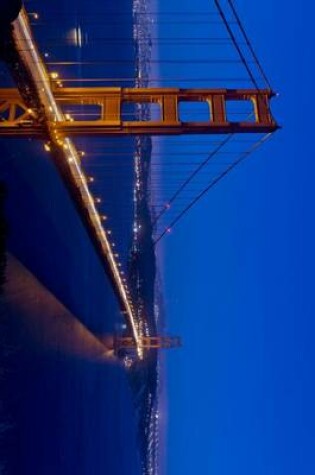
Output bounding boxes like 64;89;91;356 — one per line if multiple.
6;8;142;357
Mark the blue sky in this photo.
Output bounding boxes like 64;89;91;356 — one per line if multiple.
161;1;315;474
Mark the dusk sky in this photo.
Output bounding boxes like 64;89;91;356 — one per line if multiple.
161;1;315;474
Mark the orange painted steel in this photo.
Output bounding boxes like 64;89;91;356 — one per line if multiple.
0;87;277;137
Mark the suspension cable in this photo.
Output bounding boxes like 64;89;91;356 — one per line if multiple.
154;133;273;245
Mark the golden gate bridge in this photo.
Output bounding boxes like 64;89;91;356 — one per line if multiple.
0;1;278;359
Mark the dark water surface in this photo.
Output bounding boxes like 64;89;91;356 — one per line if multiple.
0;1;145;473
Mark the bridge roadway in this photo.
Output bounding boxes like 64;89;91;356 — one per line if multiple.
9;8;142;358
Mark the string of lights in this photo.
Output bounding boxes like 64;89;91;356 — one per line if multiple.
11;6;143;357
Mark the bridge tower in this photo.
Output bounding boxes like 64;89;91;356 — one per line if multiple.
0;87;277;137
115;335;182;350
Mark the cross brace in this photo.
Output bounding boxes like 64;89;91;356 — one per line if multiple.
0;87;277;137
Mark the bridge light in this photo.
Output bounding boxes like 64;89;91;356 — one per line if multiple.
167;227;172;233
50;72;59;80
95;197;101;203
44;52;49;58
44;143;51;152
101;215;107;221
166;203;171;209
88;176;94;183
